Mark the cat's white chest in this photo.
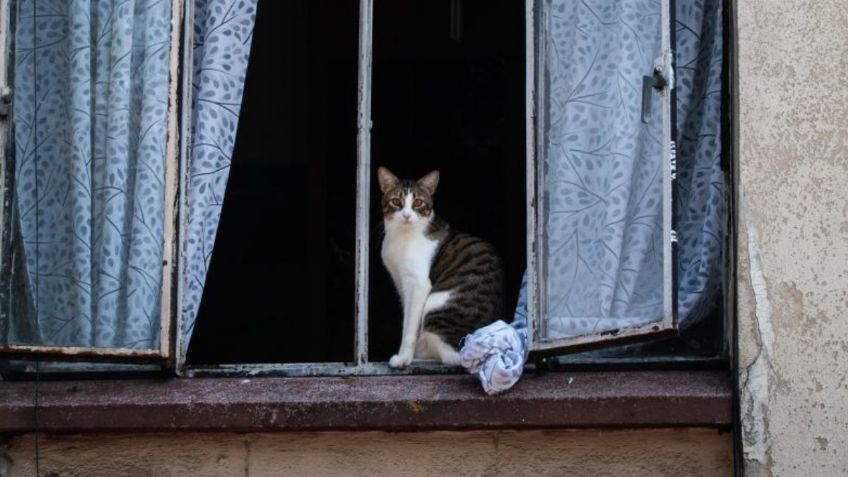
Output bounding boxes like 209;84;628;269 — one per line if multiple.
381;227;439;288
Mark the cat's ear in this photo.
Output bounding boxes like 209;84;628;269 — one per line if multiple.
377;167;400;193
417;170;440;195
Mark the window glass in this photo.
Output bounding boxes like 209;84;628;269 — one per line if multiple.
536;0;672;343
1;0;175;351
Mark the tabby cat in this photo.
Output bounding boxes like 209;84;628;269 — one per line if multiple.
378;167;505;368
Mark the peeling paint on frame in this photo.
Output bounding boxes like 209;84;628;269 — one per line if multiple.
0;0;185;363
526;0;679;355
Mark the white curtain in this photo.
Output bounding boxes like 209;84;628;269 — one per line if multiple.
4;0;259;353
10;0;173;348
543;0;667;338
512;0;724;337
181;0;258;354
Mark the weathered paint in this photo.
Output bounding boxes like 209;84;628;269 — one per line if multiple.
525;0;539;346
184;360;461;377
0;343;163;362
174;0;195;371
0;0;15;347
354;0;374;366
0;429;732;477
0;0;185;363
0;371;731;433
159;0;185;362
736;0;848;475
527;0;678;354
738;198;774;466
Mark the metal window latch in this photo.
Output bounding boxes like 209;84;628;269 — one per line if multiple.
641;68;667;123
0;88;11;119
641;52;674;123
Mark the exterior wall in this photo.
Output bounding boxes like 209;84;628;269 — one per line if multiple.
1;429;731;477
5;0;848;475
736;0;848;475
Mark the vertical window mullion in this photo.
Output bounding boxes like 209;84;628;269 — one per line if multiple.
0;0;183;362
174;0;195;372
0;0;13;350
525;0;539;346
663;0;678;330
0;0;11;275
159;0;187;363
354;0;374;366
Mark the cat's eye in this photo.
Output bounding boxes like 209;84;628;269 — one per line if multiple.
390;198;403;208
413;198;424;208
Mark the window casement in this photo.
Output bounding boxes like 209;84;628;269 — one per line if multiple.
0;0;724;377
0;0;185;364
526;0;678;354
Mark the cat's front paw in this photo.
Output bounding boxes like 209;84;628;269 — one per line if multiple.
389;352;413;369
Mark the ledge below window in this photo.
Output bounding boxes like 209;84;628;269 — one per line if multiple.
0;370;731;433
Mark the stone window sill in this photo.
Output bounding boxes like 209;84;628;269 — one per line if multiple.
0;370;731;433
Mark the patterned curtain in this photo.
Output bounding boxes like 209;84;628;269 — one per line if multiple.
513;0;724;337
9;0;173;348
5;0;258;352
542;0;667;338
180;0;257;354
674;0;724;325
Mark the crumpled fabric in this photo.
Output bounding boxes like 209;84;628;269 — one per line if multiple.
460;320;528;395
460;273;530;395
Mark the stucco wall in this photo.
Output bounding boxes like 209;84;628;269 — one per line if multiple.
0;429;731;477
736;0;848;475
4;0;847;475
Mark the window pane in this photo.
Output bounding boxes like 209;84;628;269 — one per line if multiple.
368;0;526;361
1;0;174;351
185;0;359;364
538;0;670;342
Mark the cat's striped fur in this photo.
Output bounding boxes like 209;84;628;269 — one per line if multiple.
378;167;505;368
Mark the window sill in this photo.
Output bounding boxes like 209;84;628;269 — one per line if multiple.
0;370;731;433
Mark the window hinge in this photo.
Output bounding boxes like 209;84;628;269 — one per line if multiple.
670;229;678;243
0;88;11;119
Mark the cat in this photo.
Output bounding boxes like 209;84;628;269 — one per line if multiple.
377;167;505;368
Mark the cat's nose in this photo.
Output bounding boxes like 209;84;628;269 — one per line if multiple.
402;212;412;220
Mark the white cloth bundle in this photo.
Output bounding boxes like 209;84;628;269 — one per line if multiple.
460;320;528;395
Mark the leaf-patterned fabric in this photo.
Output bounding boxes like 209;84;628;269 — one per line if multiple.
542;0;667;338
6;0;258;351
181;0;257;354
675;0;724;324
10;0;173;348
464;0;724;391
542;0;724;338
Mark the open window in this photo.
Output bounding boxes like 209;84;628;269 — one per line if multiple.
526;0;678;354
183;0;360;365
183;0;527;369
0;0;185;363
0;0;727;374
184;0;694;372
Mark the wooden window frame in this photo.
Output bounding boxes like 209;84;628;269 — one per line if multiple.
0;0;735;439
180;0;681;376
526;0;678;355
0;0;185;363
0;0;708;375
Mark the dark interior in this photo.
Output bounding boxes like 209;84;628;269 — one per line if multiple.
187;0;359;364
187;0;526;364
368;0;526;360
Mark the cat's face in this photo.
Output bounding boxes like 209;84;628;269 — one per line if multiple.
377;167;440;228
